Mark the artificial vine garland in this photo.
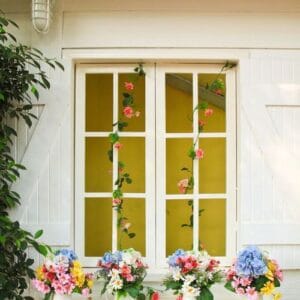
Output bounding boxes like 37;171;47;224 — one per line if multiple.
108;65;145;248
178;62;235;249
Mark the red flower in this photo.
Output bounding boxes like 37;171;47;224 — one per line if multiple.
151;292;160;300
123;106;134;118
124;82;134;91
204;108;213;117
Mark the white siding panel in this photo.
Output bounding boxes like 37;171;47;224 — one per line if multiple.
239;52;300;268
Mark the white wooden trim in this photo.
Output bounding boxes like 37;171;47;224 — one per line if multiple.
165;133;226;138
165;194;227;199
84;192;146;198
112;72;119;252
85;132;146;137
193;72;199;251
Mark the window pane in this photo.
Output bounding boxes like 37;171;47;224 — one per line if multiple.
85;137;112;193
198;73;226;132
199;138;226;193
166;73;193;133
118;138;145;193
166;200;193;256
117;198;145;256
166;138;193;194
86;74;113;132
85;198;112;256
118;73;145;132
199;199;226;256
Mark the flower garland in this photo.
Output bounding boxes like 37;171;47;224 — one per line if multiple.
177;62;235;249
108;65;145;247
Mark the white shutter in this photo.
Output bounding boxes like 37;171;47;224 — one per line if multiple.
239;50;300;268
10;72;72;247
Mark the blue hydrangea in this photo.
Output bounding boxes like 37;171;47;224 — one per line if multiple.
56;248;78;262
236;246;267;277
167;249;186;267
102;251;123;264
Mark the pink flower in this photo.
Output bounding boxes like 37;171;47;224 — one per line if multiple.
226;268;236;280
124;82;134;91
135;111;141;117
276;269;283;281
240;277;252;287
198;120;206;127
126;274;134;282
235;287;246;295
151;292;160;300
82;288;90;297
113;198;122;206
231;277;240;289
32;279;50;294
123;106;134;118
204;108;213;117
177;178;189;194
195;148;204;159
214;88;223;96
114;142;123;150
176;296;183;300
246;287;259;300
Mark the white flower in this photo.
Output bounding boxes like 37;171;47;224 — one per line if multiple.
122;249;141;265
53;254;69;268
109;278;123;290
181;285;200;297
109;268;120;279
183;275;196;286
172;267;183;281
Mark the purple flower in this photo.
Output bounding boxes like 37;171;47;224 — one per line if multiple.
167;249;186;267
236;246;267;277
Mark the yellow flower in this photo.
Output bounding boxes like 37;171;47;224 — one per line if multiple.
73;260;82;269
36;266;44;280
87;279;93;288
265;269;274;281
267;260;276;272
261;281;275;295
274;293;282;300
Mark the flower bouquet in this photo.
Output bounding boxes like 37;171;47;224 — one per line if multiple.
163;249;223;300
97;248;148;299
32;249;93;299
225;246;283;300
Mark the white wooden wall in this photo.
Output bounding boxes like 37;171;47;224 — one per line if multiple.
2;0;300;298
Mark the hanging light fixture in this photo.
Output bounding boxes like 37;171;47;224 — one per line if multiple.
32;0;51;33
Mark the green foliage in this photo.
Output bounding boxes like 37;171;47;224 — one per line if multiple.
0;12;63;299
197;287;213;300
224;281;235;292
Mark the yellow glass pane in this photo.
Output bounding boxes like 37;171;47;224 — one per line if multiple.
199;138;226;193
118;138;145;193
199;199;226;256
117;198;145;256
198;74;226;132
166;138;193;194
85;198;112;256
85;138;112;193
118;73;145;132
86;74;113;131
166;200;193;256
166;73;193;133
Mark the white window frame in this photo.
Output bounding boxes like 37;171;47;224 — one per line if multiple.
75;62;236;270
75;64;156;267
156;64;236;267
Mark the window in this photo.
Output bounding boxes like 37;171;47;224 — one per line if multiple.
75;64;236;270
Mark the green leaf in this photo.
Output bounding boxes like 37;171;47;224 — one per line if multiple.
224;281;235;292
34;229;43;239
0;92;4;101
274;277;281;287
54;61;65;71
31;85;39;99
127;287;140;298
125;177;132;184
128;233;136;238
198;287;213;300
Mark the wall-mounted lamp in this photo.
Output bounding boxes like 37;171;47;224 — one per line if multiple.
32;0;52;33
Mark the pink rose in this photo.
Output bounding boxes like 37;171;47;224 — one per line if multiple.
114;142;123;150
123;106;134;118
113;198;122;206
124;82;134;91
195;148;204;159
82;288;90;297
235;287;246;295
177;178;189;194
198;119;206;127
231;276;240;289
204;108;213;117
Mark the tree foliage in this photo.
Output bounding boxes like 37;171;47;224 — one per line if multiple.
0;12;63;299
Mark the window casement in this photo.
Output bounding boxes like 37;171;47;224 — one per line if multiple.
75;63;236;271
